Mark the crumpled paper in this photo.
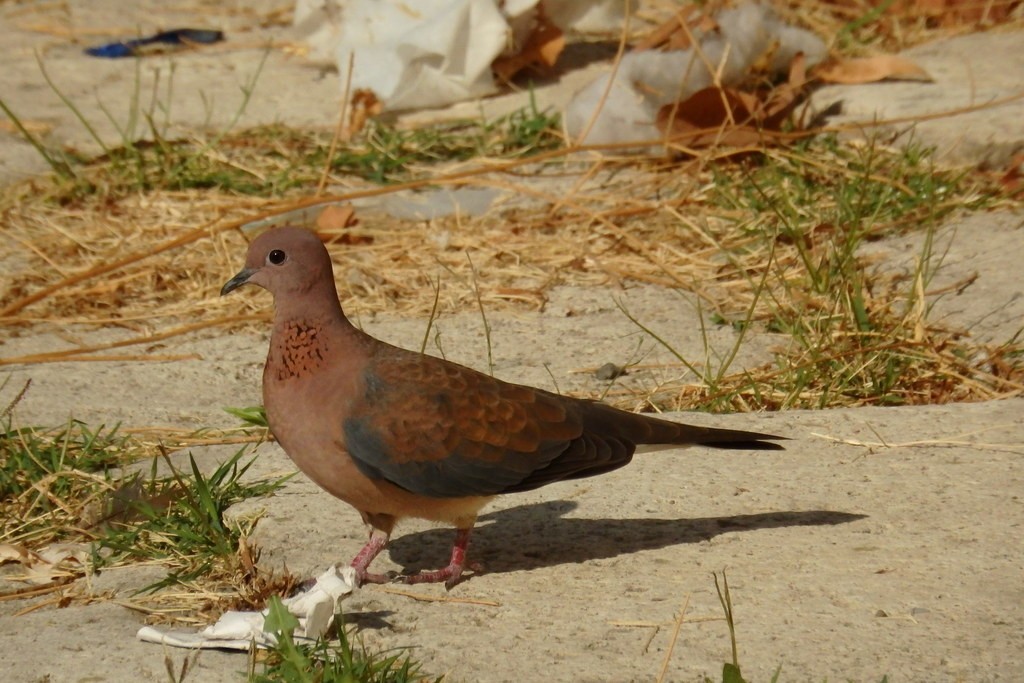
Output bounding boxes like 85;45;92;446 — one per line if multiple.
294;0;512;111
136;566;358;650
291;0;622;111
564;3;827;149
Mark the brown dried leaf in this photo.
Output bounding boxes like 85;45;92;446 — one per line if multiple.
667;88;755;128
0;542;87;584
657;88;762;148
762;52;809;129
813;55;933;84
789;50;809;89
0;543;39;565
317;203;370;245
493;9;565;82
656;54;814;151
315;203;357;232
347;89;382;138
997;151;1024;198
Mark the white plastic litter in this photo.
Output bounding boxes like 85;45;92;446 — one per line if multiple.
136;566;358;650
542;0;624;33
564;3;827;150
291;0;624;111
293;0;519;111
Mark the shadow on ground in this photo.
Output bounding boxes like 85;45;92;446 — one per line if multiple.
386;501;867;578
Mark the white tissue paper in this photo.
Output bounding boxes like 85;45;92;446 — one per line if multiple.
293;0;518;111
564;3;827;150
291;0;623;111
136;566;358;650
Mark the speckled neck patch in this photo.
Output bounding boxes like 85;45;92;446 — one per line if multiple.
269;318;328;380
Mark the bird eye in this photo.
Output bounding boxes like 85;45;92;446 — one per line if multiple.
268;249;286;265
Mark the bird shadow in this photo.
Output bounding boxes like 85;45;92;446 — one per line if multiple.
387;501;867;577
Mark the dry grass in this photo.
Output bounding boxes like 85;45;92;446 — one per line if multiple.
0;413;292;623
787;0;1022;49
0;122;1019;408
2;0;1020;363
0;150;757;331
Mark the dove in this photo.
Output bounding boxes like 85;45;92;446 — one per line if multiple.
221;226;784;588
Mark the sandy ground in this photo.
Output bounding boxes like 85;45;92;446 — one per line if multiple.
2;3;1023;682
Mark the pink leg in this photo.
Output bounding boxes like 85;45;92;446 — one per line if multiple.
349;529;394;585
402;527;479;590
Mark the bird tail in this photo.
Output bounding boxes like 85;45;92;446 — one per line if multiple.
695;431;786;451
663;419;782;450
665;422;787;451
586;402;786;451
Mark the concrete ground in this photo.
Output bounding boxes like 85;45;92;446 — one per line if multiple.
1;2;1022;681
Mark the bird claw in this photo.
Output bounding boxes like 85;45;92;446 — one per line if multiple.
356;569;398;586
398;560;484;590
399;565;463;589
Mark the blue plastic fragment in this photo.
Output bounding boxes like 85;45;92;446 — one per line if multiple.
85;42;134;58
85;28;224;59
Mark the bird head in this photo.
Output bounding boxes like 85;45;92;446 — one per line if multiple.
221;226;335;300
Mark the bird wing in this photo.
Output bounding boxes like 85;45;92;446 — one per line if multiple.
341;349;636;498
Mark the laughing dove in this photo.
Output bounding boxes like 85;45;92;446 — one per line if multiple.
222;226;784;588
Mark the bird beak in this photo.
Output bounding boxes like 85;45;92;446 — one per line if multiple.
220;267;258;296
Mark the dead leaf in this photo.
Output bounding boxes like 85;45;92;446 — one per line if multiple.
813;55;933;84
997;151;1024;198
665;88;755;128
316;204;371;245
0;543;40;565
238;535;259;580
761;51;809;129
789;50;809;89
0;542;87;584
347;89;382;138
656;53;814;152
658;87;763;149
315;203;357;232
493;7;565;82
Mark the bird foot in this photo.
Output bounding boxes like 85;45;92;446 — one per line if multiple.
348;529;393;587
355;568;398;586
399;560;484;590
400;564;462;590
